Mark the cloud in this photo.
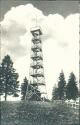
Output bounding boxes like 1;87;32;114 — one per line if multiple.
1;4;44;58
0;4;79;99
1;4;79;57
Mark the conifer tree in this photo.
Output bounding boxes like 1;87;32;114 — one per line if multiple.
66;72;78;100
0;64;4;96
1;55;19;101
52;86;59;100
57;70;66;100
21;77;28;100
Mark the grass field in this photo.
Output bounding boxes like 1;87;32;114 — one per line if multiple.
1;101;79;125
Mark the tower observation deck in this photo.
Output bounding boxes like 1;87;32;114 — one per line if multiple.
26;26;47;101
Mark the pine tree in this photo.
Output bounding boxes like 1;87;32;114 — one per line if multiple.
66;72;78;100
21;77;28;100
57;70;66;100
0;64;4;96
52;87;59;100
1;55;19;101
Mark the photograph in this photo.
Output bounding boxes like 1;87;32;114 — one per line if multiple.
0;0;79;125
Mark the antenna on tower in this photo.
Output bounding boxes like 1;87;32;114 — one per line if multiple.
35;15;37;27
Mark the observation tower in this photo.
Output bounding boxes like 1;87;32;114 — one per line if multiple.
26;26;47;101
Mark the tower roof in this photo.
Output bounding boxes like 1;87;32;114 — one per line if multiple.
30;26;42;36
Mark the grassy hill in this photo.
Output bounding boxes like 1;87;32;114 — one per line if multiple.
1;101;79;125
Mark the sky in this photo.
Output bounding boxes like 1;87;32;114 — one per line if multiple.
0;0;79;100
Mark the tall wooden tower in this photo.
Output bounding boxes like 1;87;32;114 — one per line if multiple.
26;26;47;101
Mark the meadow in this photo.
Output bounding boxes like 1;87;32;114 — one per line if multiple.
1;101;79;125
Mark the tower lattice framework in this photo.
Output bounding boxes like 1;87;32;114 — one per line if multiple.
26;26;47;101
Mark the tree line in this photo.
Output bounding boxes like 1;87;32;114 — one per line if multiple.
0;55;42;101
52;71;79;101
0;55;79;101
